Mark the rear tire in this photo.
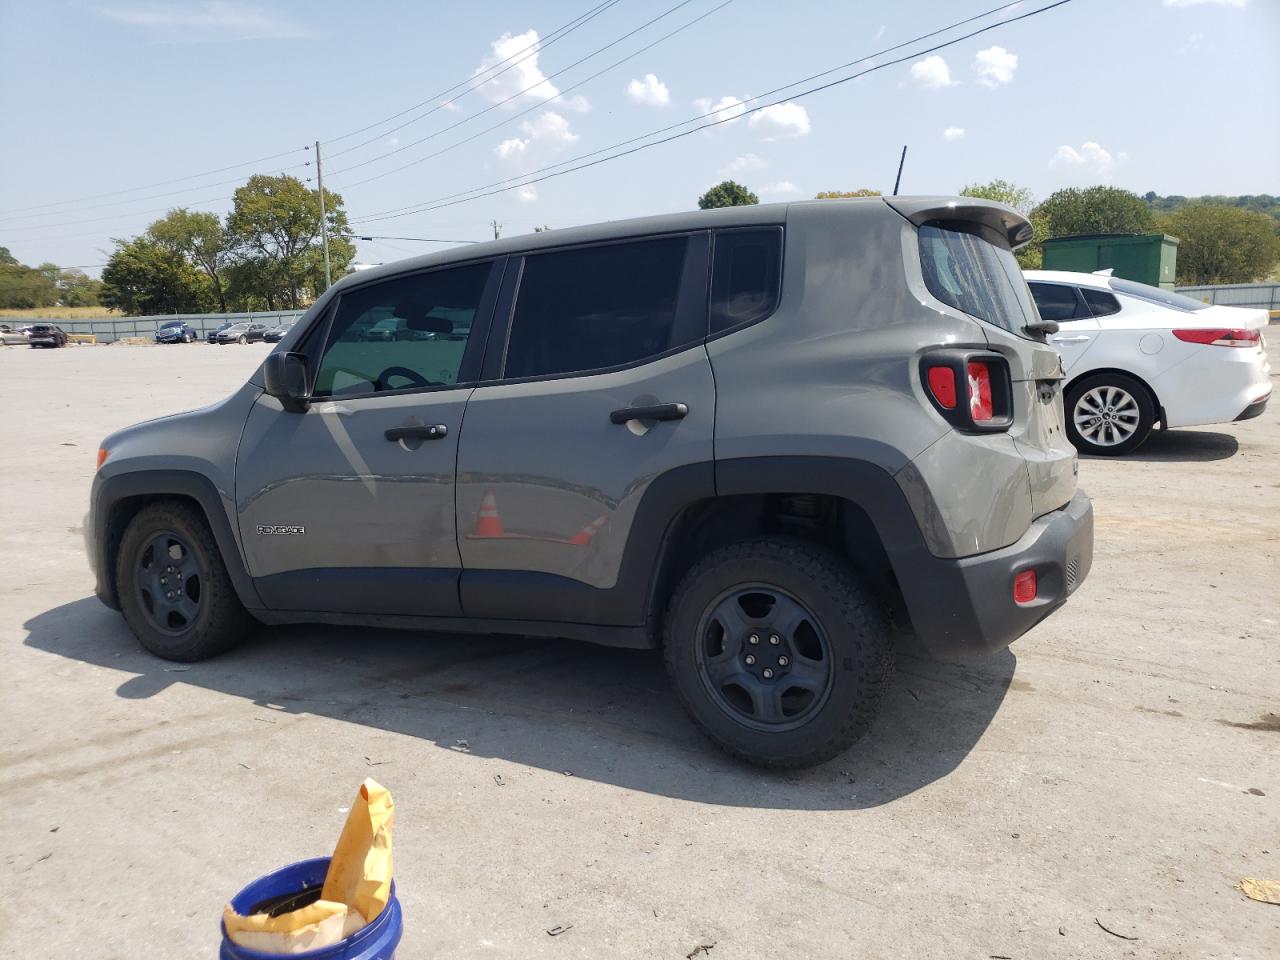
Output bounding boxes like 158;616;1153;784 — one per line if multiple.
664;539;892;768
116;501;252;661
1065;372;1154;456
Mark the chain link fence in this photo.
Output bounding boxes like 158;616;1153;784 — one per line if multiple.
7;310;307;343
1175;283;1280;317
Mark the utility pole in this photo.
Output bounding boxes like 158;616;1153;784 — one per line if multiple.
490;219;502;240
315;140;332;290
892;144;908;197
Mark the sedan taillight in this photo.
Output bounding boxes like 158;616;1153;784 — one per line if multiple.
1173;328;1261;347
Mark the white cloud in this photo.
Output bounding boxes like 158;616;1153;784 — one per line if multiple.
973;46;1018;88
943;127;965;141
759;181;802;197
439;99;463;113
493;111;579;203
386;136;400;148
92;1;312;41
872;24;886;42
694;95;747;126
470;30;590;113
626;73;670;106
1050;141;1129;180
1163;0;1247;7
719;153;768;177
906;55;955;90
748;102;811;140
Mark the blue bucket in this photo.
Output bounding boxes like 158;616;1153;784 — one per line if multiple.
220;857;401;960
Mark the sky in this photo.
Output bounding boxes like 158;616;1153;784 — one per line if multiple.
0;0;1276;275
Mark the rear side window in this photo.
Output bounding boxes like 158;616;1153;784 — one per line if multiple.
710;228;782;334
505;235;700;379
1028;282;1089;323
1108;277;1208;312
918;222;1036;336
1081;287;1121;317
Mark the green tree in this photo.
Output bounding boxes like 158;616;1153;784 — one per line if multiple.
226;174;354;308
1034;186;1155;239
697;180;759;209
148;208;234;312
0;262;58;308
57;269;103;307
815;189;881;198
1159;203;1280;285
101;236;211;315
960;179;1046;268
0;246;17;265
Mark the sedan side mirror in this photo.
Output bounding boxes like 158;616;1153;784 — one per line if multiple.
263;352;312;413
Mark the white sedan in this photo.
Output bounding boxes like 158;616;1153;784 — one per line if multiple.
1024;270;1271;455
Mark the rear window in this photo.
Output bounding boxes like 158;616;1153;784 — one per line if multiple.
1081;287;1121;317
918;222;1036;336
1108;277;1209;312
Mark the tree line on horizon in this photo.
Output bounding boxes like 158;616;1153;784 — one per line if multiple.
0;173;355;315
697;181;1280;285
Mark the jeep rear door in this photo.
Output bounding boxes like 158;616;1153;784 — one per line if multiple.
455;232;715;626
235;259;503;616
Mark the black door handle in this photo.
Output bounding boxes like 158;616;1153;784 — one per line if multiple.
384;424;448;441
609;402;688;425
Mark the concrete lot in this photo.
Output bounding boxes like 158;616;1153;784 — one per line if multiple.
1;338;1277;959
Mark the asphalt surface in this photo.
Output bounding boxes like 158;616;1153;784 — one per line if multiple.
1;338;1277;959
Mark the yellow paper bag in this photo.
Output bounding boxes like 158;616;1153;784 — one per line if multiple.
322;778;395;924
222;778;394;954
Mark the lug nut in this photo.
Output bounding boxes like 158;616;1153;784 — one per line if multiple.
763;668;774;679
745;654;756;665
166;592;174;600
778;656;790;666
160;577;167;585
769;634;781;645
748;634;760;645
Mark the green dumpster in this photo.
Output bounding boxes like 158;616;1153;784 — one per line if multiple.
1041;233;1179;289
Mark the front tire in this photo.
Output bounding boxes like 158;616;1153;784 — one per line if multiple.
237;335;248;345
1065;372;1154;456
116;501;252;661
664;539;892;768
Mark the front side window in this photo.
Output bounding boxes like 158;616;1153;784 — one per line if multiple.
504;236;695;379
918;222;1036;336
312;262;492;398
1028;282;1089;323
710;228;782;334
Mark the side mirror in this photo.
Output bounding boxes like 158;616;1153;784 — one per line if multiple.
263;352;311;413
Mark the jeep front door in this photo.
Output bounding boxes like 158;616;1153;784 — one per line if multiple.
236;260;502;616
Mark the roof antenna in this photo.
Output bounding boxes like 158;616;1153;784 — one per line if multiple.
893;145;908;196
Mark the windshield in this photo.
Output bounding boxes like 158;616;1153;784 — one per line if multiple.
1108;277;1210;312
918;222;1036;336
161;321;182;329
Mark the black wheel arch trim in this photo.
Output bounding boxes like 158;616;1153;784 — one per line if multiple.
92;469;262;611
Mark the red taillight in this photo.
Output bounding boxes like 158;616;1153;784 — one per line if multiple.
1012;569;1037;604
1173;328;1260;347
967;361;994;422
927;366;958;409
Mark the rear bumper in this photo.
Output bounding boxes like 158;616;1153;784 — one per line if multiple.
1234;389;1270;422
901;490;1093;656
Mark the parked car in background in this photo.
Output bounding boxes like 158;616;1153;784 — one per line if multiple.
1;324;30;345
155;320;197;344
208;322;234;344
28;323;68;348
263;318;298;343
1026;270;1271;455
215;322;269;345
89;198;1093;768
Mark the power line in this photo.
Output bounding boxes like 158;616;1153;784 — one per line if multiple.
357;235;481;244
324;0;625;159
0;0;621;220
353;0;1074;225
350;0;1025;221
326;0;706;182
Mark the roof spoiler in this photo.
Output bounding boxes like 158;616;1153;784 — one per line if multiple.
884;196;1034;250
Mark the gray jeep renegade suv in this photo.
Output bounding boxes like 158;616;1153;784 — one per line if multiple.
88;197;1092;767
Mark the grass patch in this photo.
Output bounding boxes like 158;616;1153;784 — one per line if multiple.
0;306;120;319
